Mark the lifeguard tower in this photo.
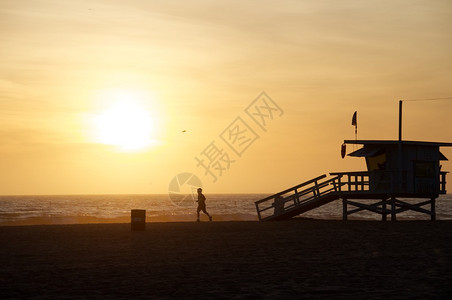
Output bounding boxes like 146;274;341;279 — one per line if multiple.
255;103;452;221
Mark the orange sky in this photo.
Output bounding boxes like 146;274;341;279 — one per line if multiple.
1;0;451;194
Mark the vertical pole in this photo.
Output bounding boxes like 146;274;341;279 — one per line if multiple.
382;198;387;221
440;172;446;193
255;203;262;221
342;198;348;221
314;181;319;199
398;100;403;142
431;197;436;221
294;189;300;205
398;100;403;193
391;197;397;221
355;123;357;144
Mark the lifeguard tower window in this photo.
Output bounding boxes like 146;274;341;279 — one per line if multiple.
366;153;386;171
414;161;436;193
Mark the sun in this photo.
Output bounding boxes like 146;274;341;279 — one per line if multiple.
92;90;156;151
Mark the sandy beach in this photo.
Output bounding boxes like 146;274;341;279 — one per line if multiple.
1;219;451;299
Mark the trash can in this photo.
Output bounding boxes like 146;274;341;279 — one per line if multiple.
131;209;146;231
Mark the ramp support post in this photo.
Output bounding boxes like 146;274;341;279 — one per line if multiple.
342;198;348;221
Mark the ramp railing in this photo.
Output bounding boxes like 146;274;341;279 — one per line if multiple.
255;174;341;221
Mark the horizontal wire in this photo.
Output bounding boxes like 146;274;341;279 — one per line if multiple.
401;97;452;102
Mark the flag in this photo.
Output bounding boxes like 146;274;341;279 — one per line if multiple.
351;111;357;127
341;143;346;159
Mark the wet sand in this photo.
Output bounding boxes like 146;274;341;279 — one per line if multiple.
1;219;451;299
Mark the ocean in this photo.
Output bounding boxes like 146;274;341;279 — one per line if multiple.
1;193;452;226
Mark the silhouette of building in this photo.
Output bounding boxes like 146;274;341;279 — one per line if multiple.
256;139;452;221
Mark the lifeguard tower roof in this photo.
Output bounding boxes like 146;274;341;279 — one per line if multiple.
344;139;452;147
345;140;452;160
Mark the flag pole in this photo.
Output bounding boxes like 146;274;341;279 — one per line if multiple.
354;125;357;150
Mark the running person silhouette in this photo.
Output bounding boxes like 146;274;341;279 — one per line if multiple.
196;188;212;222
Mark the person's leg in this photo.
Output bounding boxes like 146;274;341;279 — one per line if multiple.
202;208;212;221
197;206;201;221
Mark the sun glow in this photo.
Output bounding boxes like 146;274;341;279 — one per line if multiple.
92;90;158;151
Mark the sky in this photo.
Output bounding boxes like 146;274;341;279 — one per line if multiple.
1;0;452;194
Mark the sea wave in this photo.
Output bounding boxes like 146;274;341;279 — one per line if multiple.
0;194;451;225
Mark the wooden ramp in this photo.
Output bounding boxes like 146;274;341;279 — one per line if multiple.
255;174;342;221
